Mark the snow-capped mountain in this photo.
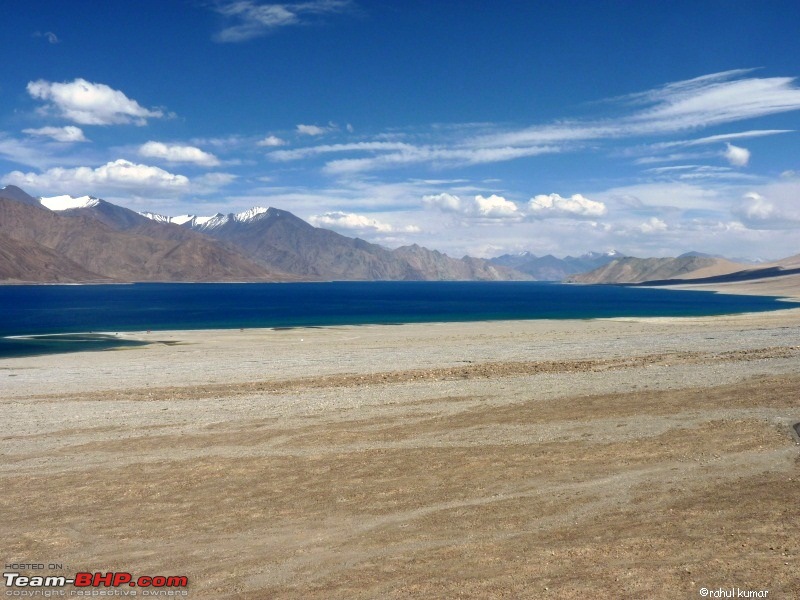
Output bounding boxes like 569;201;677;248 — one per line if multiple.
140;205;525;281
0;185;281;283
141;206;274;231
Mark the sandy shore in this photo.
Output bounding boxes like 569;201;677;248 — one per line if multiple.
2;307;800;598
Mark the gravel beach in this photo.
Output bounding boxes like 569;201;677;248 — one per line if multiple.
2;304;799;598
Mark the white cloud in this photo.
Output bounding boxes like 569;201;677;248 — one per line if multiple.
474;194;519;218
257;135;286;147
296;123;336;136
212;0;352;43
27;78;164;126
633;151;718;165
4;159;189;196
528;193;607;218
310;211;420;233
22;126;87;143
657;129;792;149
723;142;750;167
424;191;606;221
639;217;668;233
422;192;463;213
139;141;220;166
423;192;521;220
733;184;800;229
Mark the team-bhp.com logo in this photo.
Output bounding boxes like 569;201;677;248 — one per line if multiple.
4;571;188;594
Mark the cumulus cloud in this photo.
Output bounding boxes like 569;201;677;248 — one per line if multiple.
528;193;607;218
139;141;220;166
723;142;750;167
27;78;164;126
424;191;606;221
257;135;286;147
310;211;420;233
639;217;668;233
422;193;525;220
22;126;87;143
474;194;519;218
212;0;353;42
4;159;189;196
422;192;463;213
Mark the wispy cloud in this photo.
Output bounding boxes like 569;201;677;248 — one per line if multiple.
662;129;792;148
212;0;353;42
22;126;88;143
274;71;800;176
476;70;800;148
32;31;59;44
270;141;416;160
323;144;559;175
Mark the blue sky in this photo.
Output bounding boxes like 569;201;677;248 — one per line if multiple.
2;1;800;259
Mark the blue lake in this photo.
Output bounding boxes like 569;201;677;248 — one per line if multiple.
0;281;792;358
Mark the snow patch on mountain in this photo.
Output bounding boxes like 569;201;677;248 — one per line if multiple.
234;207;269;222
40;195;100;211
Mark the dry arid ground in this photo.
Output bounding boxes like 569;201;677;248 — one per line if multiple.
2;307;800;598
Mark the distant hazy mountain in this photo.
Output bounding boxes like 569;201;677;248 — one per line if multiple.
490;250;624;280
141;206;527;281
565;256;750;284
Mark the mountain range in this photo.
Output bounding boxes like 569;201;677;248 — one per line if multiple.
3;184;797;288
0;186;526;283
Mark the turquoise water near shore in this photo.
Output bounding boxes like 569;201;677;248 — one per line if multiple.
0;281;792;358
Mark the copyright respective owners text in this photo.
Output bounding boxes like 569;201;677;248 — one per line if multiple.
699;587;770;598
4;562;189;597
